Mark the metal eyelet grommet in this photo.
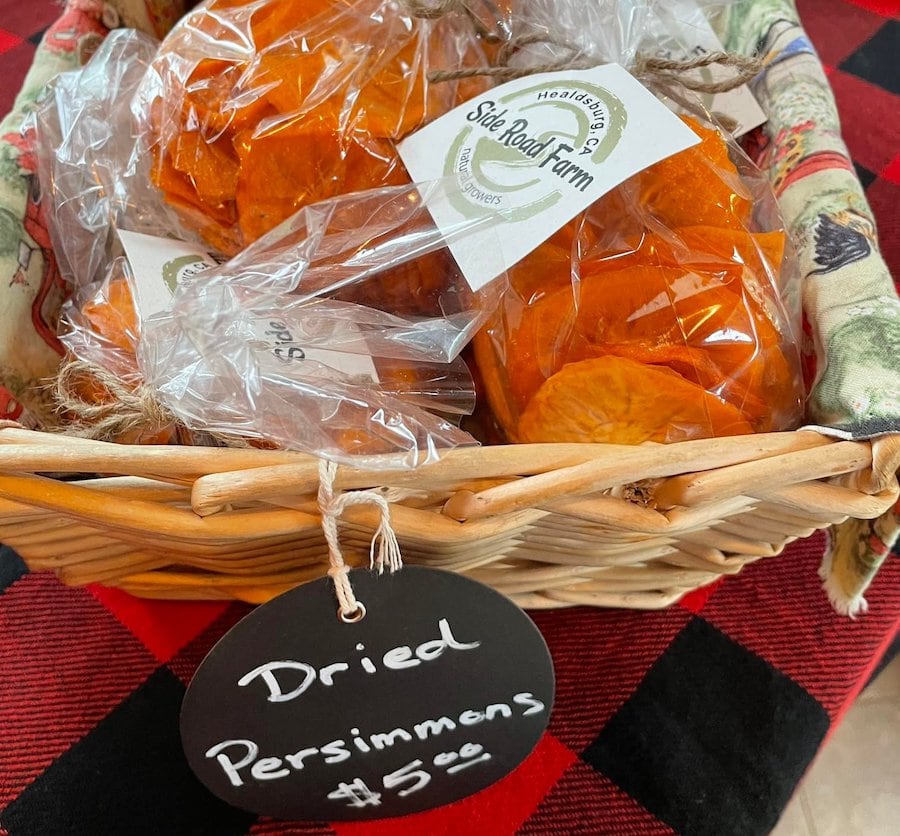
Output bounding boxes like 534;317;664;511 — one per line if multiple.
338;602;366;623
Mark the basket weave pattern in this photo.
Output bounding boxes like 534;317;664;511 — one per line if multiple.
0;427;895;607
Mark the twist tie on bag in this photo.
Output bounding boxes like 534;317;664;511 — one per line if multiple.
317;459;404;622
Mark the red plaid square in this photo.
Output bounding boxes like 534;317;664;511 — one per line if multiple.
333;734;576;836
0;575;157;806
702;534;900;718
520;761;674;835
89;583;230;663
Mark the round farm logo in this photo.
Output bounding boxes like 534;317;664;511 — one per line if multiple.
444;80;626;221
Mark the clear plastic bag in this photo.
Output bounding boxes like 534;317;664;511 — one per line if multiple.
139;0;509;256
62;257;141;383
434;0;804;445
471;113;805;445
139;179;507;465
31;26;507;464
30;30;189;294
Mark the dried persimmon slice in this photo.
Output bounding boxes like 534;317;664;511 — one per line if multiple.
232;126;406;246
82;278;139;354
637;117;753;231
516;356;754;445
171;132;240;205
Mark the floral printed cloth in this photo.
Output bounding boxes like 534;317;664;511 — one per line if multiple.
0;0;189;426
718;0;900;613
0;0;896;613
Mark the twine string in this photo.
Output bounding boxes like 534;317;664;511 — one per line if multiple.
431;41;761;90
401;0;507;42
636;51;764;95
52;356;250;447
317;459;404;618
54;358;178;441
402;0;761;91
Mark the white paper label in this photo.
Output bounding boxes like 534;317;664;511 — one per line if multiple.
248;315;380;384
118;230;217;320
397;64;700;292
648;0;767;137
117;230;379;383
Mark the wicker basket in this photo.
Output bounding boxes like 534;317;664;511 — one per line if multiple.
1;2;898;610
0;425;895;608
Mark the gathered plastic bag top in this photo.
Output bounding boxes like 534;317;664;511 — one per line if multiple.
139;178;507;465
141;0;511;256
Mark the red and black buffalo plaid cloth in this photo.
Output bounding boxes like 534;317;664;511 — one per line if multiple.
0;1;898;834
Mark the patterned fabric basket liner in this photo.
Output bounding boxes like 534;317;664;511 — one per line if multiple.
0;0;897;614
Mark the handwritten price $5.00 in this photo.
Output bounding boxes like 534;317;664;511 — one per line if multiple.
181;567;555;821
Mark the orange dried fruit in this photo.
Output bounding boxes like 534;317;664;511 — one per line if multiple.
475;255;802;440
243;0;340;52
637;117;753;230
508;191;778;310
332;249;464;319
478;263;735;411
516;356;754;445
355;36;431;139
506;238;577;305
81;277;139;354
504;189;639;305
671;226;786;277
171;131;239;205
232;127;405;247
152;0;493;252
76;280;180;444
254;44;354;124
179;59;274;136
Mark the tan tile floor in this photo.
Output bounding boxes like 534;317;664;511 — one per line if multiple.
770;656;900;835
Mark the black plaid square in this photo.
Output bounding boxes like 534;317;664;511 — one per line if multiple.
840;20;900;95
0;667;256;836
582;617;830;836
27;27;48;47
0;546;26;595
854;161;877;189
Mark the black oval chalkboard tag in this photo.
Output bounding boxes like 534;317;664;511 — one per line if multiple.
181;566;554;821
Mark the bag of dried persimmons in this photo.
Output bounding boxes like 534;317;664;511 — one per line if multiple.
31;0;804;461
32;23;509;463
469;110;805;445
457;0;805;446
